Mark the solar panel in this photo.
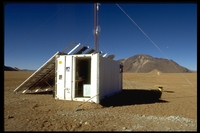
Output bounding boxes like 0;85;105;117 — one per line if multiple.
102;53;107;57
14;51;60;94
84;49;95;54
100;52;107;57
107;54;115;60
73;45;89;54
67;43;81;54
61;41;78;53
14;42;110;94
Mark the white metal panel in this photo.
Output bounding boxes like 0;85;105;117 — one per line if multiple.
99;56;122;100
90;53;99;103
72;55;76;99
64;55;73;100
56;56;66;99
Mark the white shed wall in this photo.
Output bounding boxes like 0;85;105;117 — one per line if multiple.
99;56;122;100
64;55;73;100
55;55;66;100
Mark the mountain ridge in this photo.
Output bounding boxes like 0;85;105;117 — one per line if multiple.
4;65;35;72
4;54;196;73
117;54;195;73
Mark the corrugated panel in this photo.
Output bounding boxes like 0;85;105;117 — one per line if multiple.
99;56;122;99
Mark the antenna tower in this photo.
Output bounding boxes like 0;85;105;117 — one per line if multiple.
94;3;100;52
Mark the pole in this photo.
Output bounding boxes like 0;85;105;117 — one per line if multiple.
94;3;100;52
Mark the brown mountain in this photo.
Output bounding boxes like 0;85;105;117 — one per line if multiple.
4;65;35;71
118;54;192;73
4;65;20;71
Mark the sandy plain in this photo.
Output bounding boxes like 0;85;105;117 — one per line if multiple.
4;71;197;131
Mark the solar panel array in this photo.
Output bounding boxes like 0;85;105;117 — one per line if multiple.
14;42;115;94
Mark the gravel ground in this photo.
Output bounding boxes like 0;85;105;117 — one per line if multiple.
4;71;197;131
55;108;197;131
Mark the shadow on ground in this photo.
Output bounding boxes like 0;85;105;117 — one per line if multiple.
25;89;168;107
100;89;168;107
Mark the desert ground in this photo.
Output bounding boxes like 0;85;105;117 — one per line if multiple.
4;71;197;131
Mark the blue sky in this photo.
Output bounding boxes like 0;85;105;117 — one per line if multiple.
4;3;197;70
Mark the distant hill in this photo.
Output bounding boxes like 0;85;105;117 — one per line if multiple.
117;58;127;64
4;66;20;71
4;65;35;72
117;54;193;73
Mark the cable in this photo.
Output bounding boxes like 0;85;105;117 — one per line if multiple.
116;3;195;90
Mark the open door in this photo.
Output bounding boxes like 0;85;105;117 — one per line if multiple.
74;56;91;98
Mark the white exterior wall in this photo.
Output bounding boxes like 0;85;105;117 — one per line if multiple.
64;56;73;100
99;56;122;100
55;55;66;100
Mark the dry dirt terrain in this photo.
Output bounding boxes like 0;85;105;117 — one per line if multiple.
4;71;197;131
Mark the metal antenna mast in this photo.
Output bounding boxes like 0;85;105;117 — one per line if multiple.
94;3;100;52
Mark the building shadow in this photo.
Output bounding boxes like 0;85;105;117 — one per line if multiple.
25;89;168;107
100;89;168;107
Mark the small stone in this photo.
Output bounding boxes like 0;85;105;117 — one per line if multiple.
8;115;14;119
85;121;89;125
122;127;126;130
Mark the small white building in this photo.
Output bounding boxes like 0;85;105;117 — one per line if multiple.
55;52;122;103
14;43;123;104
